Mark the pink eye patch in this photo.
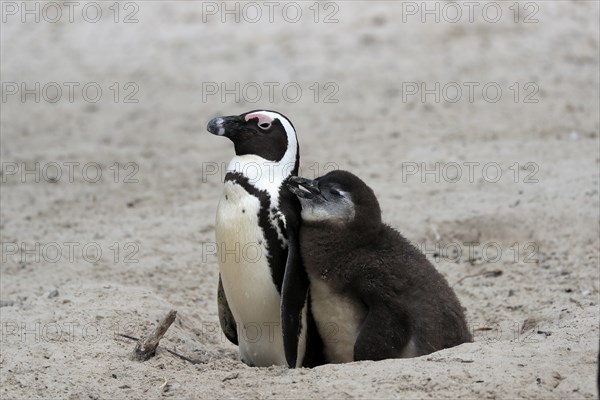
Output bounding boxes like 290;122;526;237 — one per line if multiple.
245;112;274;126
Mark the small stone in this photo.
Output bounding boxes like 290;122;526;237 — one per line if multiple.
0;300;15;307
569;131;579;141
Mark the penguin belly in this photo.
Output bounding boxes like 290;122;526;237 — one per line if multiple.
308;276;367;363
309;277;420;362
215;181;287;367
309;274;420;362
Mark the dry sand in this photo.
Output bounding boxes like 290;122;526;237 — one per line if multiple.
1;1;599;399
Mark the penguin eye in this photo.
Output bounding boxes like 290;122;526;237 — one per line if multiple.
330;189;342;197
258;122;271;130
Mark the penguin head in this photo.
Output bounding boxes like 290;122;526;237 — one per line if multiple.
286;170;382;229
207;110;298;164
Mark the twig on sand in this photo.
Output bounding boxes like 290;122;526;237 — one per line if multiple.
159;376;169;390
453;269;503;287
163;348;205;365
222;373;240;382
119;333;205;365
117;311;205;365
132;310;178;361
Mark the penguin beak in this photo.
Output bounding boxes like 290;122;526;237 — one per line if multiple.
286;176;322;199
207;115;244;138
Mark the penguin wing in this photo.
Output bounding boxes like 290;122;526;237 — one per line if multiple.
281;224;309;368
217;274;238;345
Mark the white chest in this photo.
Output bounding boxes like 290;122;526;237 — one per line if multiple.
215;181;287;366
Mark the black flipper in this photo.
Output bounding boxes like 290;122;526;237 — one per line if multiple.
299;292;326;367
281;224;309;368
217;275;238;345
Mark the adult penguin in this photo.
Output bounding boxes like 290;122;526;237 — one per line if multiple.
207;110;324;368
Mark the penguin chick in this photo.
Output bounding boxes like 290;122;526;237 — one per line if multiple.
286;170;472;363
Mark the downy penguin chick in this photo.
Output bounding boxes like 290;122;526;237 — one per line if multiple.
286;170;472;363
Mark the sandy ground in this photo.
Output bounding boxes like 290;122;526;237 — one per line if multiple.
1;1;599;399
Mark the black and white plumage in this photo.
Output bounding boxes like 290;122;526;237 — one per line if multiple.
286;170;472;363
207;110;324;368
